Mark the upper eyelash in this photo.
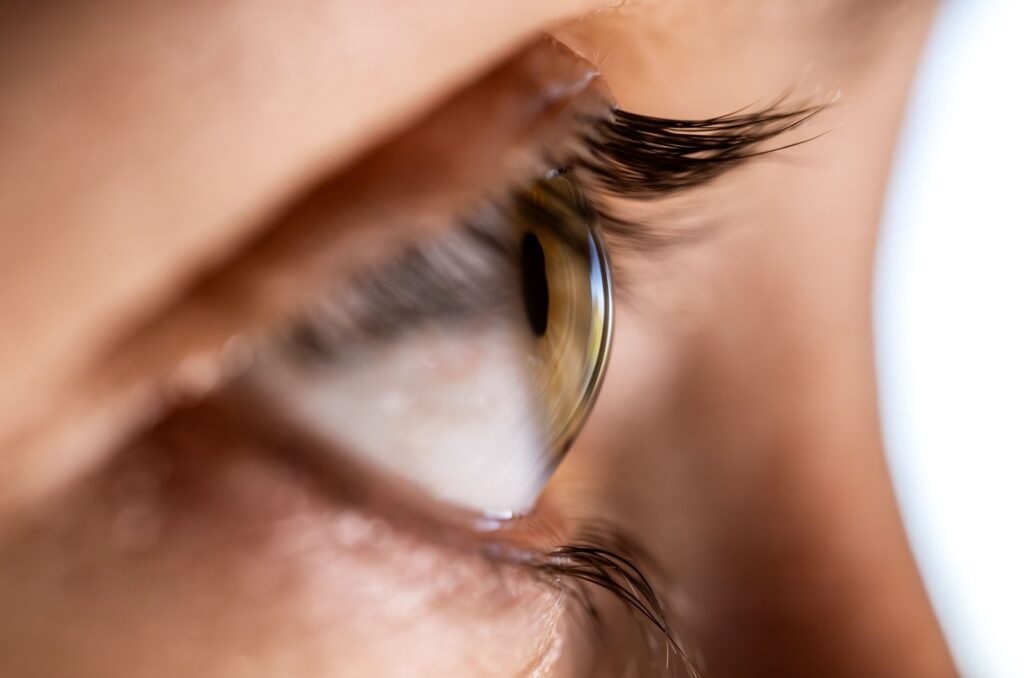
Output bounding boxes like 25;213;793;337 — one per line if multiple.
577;103;824;198
277;171;595;353
281;99;821;345
491;103;822;676
578;101;824;257
279;219;517;363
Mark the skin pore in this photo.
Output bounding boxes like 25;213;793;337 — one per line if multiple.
0;1;955;677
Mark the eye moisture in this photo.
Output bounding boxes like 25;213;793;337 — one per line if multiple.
520;232;549;337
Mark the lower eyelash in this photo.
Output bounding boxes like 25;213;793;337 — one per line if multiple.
228;371;685;668
493;522;698;677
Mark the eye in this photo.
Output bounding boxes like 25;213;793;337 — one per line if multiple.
515;175;613;465
248;173;612;516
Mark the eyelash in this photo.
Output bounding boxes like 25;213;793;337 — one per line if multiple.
278;100;822;351
523;530;695;675
579;104;823;198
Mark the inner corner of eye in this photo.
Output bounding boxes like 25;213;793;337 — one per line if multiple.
245;175;612;517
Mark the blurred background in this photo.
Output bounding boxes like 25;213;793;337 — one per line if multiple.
876;1;1024;676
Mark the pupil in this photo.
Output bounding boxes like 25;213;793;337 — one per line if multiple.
520;231;549;337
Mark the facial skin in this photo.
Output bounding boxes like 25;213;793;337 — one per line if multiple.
0;1;955;677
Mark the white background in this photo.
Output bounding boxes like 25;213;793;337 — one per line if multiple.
875;1;1024;675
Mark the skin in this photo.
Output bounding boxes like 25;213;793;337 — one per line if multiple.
0;1;956;676
555;3;953;675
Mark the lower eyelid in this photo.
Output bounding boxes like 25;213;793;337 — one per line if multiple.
6;316;677;674
3;403;584;677
145;386;559;549
131;388;680;669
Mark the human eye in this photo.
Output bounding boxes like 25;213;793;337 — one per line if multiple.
237;86;819;519
247;170;613;515
0;3;953;677
1;32;810;671
104;35;815;659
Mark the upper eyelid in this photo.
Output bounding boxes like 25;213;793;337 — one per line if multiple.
107;39;611;368
94;43;819;386
148;90;820;372
0;2;613;434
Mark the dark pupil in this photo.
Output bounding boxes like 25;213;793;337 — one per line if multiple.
520;231;549;337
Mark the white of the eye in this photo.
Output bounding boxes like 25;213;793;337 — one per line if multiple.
256;321;549;515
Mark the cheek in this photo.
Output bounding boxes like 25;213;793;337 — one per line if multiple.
0;419;570;678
